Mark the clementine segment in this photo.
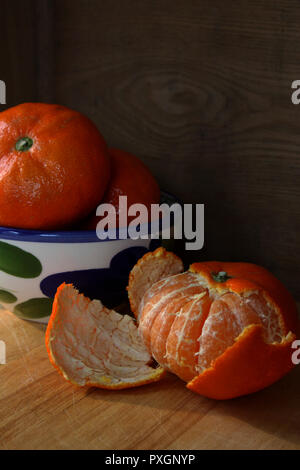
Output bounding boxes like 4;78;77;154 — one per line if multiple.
166;292;211;382
0;103;110;229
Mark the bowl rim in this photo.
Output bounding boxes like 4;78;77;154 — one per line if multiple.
0;191;180;243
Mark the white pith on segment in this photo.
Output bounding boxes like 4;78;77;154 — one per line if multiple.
127;248;184;318
48;285;164;387
139;272;205;351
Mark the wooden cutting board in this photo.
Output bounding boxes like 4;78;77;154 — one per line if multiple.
0;306;299;450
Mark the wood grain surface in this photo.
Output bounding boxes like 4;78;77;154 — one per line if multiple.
1;1;300;295
52;0;300;298
0;307;299;450
0;0;37;106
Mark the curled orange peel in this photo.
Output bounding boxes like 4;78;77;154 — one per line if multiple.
46;283;165;389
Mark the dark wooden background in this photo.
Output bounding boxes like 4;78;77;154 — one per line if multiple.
0;0;300;298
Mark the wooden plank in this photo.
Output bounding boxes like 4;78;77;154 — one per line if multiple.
53;0;300;298
35;0;55;102
0;0;54;106
0;306;299;450
0;0;37;107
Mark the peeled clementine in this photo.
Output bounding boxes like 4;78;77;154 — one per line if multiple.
128;248;299;399
0;103;110;229
83;148;160;229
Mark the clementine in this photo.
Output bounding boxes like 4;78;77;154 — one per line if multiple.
0;103;110;229
128;248;299;399
82;148;160;229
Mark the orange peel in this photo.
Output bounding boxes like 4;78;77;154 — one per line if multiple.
45;283;165;389
187;325;295;400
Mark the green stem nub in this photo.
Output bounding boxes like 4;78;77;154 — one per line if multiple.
15;136;33;152
211;271;232;283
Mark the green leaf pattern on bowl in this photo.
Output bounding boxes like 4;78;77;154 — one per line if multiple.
0;289;17;303
13;298;53;319
0;241;50;318
0;241;42;278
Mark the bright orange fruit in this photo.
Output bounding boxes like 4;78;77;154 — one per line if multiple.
83;148;160;228
0;103;110;229
45;283;165;389
128;248;299;399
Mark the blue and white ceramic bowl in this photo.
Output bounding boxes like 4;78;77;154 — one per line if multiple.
0;192;177;323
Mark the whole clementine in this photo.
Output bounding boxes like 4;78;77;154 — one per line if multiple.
82;148;160;228
0;103;110;229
